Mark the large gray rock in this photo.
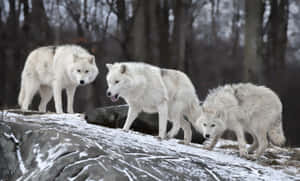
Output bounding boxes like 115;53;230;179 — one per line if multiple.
0;110;299;181
84;105;205;143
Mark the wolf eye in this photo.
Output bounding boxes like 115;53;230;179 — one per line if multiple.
203;123;207;127
115;80;119;84
211;124;215;128
77;69;81;73
85;70;89;73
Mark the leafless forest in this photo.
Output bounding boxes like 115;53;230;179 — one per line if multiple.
0;0;299;146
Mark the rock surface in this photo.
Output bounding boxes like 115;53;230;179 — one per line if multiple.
84;104;205;144
0;110;299;181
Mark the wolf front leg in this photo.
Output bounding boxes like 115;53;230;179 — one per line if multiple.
123;106;140;131
235;125;248;157
158;102;168;139
181;119;192;144
204;135;220;150
167;116;181;139
66;86;76;113
53;81;63;113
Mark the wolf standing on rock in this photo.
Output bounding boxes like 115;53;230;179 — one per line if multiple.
195;83;285;158
18;45;99;113
106;62;201;143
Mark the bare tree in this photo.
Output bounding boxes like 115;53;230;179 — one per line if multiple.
265;0;289;72
158;0;171;67
145;0;160;65
172;0;190;71
129;0;147;60
231;0;242;57
65;0;84;37
210;0;219;44
7;0;19;39
244;0;264;83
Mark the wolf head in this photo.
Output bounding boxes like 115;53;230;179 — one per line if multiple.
105;63;134;102
195;109;226;139
69;54;99;85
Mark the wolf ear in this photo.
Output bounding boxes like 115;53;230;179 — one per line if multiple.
120;64;126;74
88;56;95;64
106;63;113;70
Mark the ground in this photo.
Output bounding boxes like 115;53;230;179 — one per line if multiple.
0;110;299;181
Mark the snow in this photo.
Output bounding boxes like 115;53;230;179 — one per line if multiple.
2;111;299;181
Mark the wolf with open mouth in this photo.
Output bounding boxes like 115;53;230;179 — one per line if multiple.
105;62;202;143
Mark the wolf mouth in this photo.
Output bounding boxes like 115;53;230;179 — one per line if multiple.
111;94;119;102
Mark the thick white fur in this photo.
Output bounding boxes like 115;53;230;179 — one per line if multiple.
195;83;285;158
18;45;99;113
106;62;201;142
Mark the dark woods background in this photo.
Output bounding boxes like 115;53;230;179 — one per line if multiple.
0;0;299;146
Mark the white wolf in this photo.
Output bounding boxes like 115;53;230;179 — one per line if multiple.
106;62;201;143
18;45;99;113
195;83;285;158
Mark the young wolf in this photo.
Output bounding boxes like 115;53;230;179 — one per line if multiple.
106;62;201;143
195;83;285;158
18;45;99;113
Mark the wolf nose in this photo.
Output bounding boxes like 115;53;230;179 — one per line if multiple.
205;134;210;138
106;91;111;97
80;80;85;85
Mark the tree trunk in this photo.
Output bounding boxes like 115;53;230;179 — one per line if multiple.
158;0;170;67
83;0;89;30
129;0;147;60
115;0;131;58
20;0;30;35
210;0;218;44
231;0;241;57
172;0;188;71
265;0;289;72
244;0;264;83
30;0;52;42
7;0;18;40
145;0;160;65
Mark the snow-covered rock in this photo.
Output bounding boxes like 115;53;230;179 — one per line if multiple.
0;110;299;181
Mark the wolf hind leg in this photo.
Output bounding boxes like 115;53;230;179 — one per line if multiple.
247;133;259;154
53;81;64;113
22;78;40;111
254;131;268;158
158;102;168;139
39;86;52;112
167;116;181;139
18;80;25;107
235;125;248;157
181;119;192;144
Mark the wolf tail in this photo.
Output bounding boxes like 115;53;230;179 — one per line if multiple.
18;77;25;107
268;115;286;147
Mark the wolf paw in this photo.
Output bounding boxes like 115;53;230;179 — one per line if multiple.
246;155;257;161
165;135;172;140
247;147;256;154
239;150;249;158
156;134;167;141
122;128;129;133
203;145;213;150
155;136;163;141
177;140;190;145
